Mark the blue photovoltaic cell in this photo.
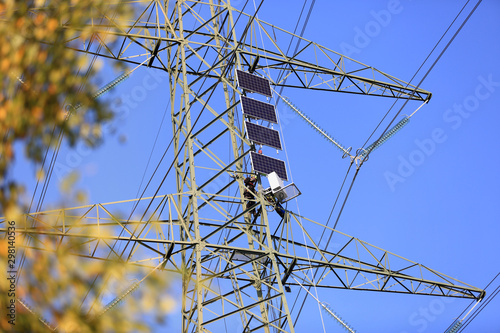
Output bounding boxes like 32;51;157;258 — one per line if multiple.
250;152;288;180
245;122;282;150
241;96;277;123
236;70;272;97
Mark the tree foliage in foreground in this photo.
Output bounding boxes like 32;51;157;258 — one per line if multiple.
0;225;174;332
1;1;175;331
0;0;127;216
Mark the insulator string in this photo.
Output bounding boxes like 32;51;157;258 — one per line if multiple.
445;320;463;333
275;91;352;158
359;116;410;158
17;298;57;331
72;56;151;111
291;276;357;333
321;302;357;333
95;256;167;318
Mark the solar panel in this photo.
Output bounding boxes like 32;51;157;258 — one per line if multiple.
250;152;288;180
245;122;282;150
241;96;277;123
236;70;272;97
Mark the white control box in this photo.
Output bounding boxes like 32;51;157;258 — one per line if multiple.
267;172;284;192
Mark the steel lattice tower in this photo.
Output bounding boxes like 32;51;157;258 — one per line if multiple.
1;1;484;332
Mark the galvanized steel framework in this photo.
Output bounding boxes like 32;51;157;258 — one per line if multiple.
1;1;483;332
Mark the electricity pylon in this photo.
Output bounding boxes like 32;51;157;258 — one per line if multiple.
2;1;483;332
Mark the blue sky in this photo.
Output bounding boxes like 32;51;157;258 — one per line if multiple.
14;0;500;332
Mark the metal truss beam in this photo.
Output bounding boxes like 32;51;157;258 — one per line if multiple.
53;0;430;101
0;197;483;302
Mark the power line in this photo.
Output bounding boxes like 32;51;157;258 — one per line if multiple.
135;94;171;198
361;0;481;164
290;0;483;327
276;0;316;103
443;271;500;332
18;30;109;285
459;286;500;332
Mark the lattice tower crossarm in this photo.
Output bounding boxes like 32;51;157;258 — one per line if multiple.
0;197;485;331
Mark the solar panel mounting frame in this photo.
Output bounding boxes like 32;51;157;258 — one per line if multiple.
245;121;282;150
250;152;288;181
236;69;273;97
240;96;278;124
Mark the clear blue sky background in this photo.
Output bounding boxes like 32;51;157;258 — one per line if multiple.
14;0;500;332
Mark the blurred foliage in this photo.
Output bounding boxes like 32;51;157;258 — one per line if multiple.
0;0;130;216
0;224;173;332
0;1;176;332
